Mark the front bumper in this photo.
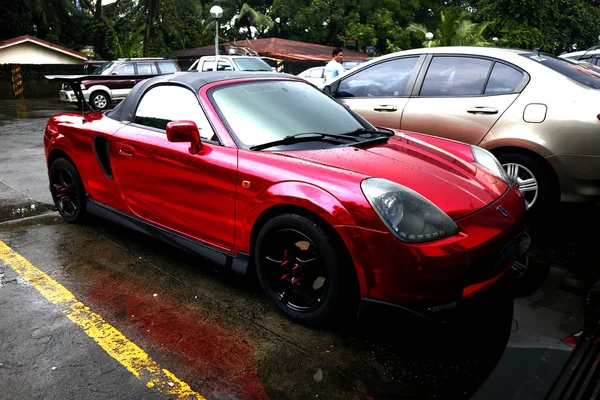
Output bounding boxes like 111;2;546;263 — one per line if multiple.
357;232;531;323
336;185;527;318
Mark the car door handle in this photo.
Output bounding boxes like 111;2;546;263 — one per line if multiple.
373;105;398;112
118;144;135;157
467;107;498;115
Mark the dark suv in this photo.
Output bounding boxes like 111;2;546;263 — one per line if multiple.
59;57;180;110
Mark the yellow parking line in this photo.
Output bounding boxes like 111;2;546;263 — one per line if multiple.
0;240;205;400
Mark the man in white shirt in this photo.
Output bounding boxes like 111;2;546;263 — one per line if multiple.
323;48;344;84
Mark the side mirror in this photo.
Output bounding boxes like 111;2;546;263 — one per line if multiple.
322;85;331;95
166;120;202;154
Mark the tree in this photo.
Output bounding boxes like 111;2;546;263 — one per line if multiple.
408;8;491;47
473;0;600;54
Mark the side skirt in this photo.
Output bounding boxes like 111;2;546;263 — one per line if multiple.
86;198;249;275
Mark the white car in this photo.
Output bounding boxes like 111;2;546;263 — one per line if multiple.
297;66;326;88
188;56;274;72
559;46;600;65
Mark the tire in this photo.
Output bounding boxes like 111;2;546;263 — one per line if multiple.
49;158;87;223
497;153;550;214
254;213;355;325
89;91;110;110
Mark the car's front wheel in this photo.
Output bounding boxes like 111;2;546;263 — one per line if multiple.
49;158;87;223
89;91;110;110
498;153;549;213
255;213;354;325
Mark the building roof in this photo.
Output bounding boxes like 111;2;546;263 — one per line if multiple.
0;35;89;61
177;38;368;61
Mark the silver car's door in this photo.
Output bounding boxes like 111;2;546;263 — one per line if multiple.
401;55;527;145
332;55;425;129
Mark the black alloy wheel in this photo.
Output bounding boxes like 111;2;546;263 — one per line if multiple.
255;213;351;324
49;158;87;223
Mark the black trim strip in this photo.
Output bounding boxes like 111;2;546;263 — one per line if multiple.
86;198;249;274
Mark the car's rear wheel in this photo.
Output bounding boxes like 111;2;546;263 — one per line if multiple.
90;91;109;110
49;158;87;223
255;213;352;325
498;153;548;213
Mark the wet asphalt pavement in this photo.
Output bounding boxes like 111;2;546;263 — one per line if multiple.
0;99;597;399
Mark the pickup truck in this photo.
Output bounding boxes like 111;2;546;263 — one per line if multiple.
188;55;275;72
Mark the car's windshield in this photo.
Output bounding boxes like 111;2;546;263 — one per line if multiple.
521;52;600;89
232;57;272;71
210;80;370;149
92;61;115;75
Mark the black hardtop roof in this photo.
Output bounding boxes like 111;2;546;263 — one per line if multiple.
106;71;296;122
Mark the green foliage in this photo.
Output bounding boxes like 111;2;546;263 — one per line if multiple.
4;0;600;60
408;8;491;47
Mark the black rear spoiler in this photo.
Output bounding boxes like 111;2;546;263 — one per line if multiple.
45;74;141;112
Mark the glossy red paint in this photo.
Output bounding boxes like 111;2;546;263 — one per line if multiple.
44;74;526;316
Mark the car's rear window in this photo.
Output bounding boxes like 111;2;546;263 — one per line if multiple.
521;52;600;89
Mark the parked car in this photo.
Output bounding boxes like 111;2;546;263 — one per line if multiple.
559;45;600;65
59;57;180;110
44;71;528;325
342;59;366;71
188;55;274;72
298;61;368;88
323;46;600;214
297;66;326;88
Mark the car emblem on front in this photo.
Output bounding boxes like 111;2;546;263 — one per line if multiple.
497;205;509;217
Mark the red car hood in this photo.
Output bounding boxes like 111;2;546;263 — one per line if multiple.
283;136;508;220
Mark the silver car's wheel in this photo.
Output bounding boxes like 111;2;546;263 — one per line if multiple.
90;91;109;110
502;162;539;210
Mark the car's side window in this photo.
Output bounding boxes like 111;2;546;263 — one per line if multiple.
201;59;215;71
484;62;525;95
216;60;233;71
336;57;419;98
114;63;135;75
420;56;492;96
137;62;158;75
157;61;178;73
134;85;217;141
309;68;324;78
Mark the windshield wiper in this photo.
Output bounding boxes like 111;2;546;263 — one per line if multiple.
249;132;359;151
347;127;395;137
340;127;394;148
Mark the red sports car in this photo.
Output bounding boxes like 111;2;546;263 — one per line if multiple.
44;72;528;324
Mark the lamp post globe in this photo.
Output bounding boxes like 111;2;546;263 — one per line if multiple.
425;32;433;47
210;5;223;19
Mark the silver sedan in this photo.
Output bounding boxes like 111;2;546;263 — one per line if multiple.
324;46;600;213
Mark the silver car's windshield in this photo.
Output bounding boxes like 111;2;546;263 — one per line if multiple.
522;52;600;89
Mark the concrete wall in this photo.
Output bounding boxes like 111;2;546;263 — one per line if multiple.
0;42;85;65
0;64;84;99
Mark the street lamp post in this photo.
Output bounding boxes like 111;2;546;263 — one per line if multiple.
210;5;223;67
425;32;433;48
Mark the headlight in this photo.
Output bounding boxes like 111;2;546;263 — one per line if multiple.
361;178;458;243
80;84;86;90
471;145;509;183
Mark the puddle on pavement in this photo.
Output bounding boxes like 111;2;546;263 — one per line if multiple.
0;99;74;121
0;200;54;223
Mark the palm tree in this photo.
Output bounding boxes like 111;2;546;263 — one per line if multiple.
408;10;491;47
214;0;274;39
